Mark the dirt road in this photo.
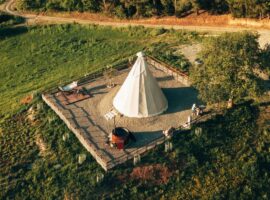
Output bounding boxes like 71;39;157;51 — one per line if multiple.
2;0;270;47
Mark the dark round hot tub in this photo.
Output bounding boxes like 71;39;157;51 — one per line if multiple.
110;127;136;149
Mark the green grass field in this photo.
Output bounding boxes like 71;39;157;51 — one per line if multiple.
0;24;202;199
1;96;269;199
2;23;269;200
0;24;199;117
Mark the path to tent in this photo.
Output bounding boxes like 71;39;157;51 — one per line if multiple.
43;56;200;170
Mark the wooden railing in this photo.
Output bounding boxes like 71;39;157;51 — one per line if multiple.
175;112;215;133
146;55;191;86
106;135;166;170
105;112;215;170
43;58;130;95
43;54;191;95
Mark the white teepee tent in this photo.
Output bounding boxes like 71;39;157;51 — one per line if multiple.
113;52;168;118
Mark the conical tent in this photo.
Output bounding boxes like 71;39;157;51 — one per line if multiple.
113;52;168;118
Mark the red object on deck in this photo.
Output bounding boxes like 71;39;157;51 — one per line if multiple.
112;133;126;149
116;142;124;150
111;127;130;150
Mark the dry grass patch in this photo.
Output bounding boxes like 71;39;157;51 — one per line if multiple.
130;164;172;184
20;94;33;105
35;134;48;157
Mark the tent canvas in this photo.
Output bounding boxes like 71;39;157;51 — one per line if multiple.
113;52;168;118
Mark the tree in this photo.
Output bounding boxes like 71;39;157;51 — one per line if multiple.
261;44;270;74
160;0;175;15
126;0;151;17
101;0;116;13
81;0;101;12
119;0;136;17
225;0;270;18
60;0;77;11
208;0;229;14
190;0;200;15
174;0;192;17
190;32;263;104
45;0;62;11
255;0;270;19
16;0;38;10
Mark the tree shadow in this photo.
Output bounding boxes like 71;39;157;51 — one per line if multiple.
262;80;270;90
258;101;270;107
163;87;201;114
0;26;28;40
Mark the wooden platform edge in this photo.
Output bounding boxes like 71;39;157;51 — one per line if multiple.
42;94;110;171
41;56;193;171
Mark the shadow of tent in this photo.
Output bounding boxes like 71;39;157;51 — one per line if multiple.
125;130;163;149
162;87;201;114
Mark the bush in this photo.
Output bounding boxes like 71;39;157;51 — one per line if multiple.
114;5;127;19
175;1;192;17
147;43;191;73
150;28;167;36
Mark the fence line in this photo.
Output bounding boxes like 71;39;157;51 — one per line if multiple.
106;136;166;169
147;55;191;86
43;60;130;95
44;55;191;95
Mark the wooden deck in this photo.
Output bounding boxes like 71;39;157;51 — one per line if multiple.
42;92;166;170
42;57;193;171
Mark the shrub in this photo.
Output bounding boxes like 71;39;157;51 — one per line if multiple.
114;5;127;19
147;43;191;73
150;28;167;36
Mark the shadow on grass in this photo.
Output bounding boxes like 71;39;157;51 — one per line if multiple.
0;26;28;40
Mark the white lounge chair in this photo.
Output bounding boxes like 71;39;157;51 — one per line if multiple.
59;81;78;92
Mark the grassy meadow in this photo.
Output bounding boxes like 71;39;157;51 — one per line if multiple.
0;102;105;199
0;23;202;199
2;22;269;200
0;24;199;117
1;95;269;199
